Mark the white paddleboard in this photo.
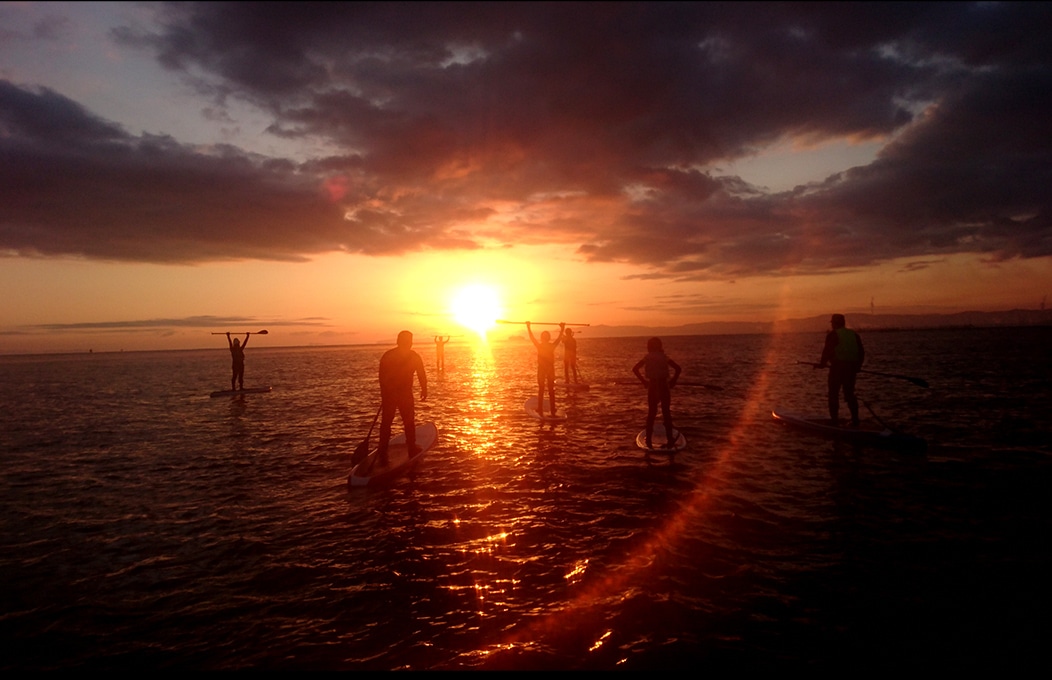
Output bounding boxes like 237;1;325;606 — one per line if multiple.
525;396;567;422
348;422;438;488
635;423;686;452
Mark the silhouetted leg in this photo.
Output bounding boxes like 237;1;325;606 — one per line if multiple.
402;397;419;454
378;401;395;465
645;393;658;448
827;369;840;425
547;379;557;416
844;370;860;426
661;394;674;447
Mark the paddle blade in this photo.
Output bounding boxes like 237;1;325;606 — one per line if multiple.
351;439;370;465
255;330;269;335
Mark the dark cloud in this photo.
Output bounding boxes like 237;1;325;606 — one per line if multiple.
3;1;1051;276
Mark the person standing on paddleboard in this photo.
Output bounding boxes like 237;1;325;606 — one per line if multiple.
226;332;250;391
816;313;865;427
377;330;428;467
632;337;682;449
527;321;565;417
434;335;450;372
563;327;580;384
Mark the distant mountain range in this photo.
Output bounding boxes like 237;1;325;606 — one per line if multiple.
574;308;1052;338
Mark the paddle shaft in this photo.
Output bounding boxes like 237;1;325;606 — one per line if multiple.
797;361;928;388
615;380;722;390
211;329;269;335
352;406;383;465
496;320;590;326
860;398;895;432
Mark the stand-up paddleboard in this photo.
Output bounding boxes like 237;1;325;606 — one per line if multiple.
348;422;438;488
636;423;687;452
771;410;926;452
525;396;567;422
210;386;272;398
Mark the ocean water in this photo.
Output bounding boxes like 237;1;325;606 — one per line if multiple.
1;328;1050;670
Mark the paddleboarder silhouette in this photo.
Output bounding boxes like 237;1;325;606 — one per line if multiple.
226;332;249;391
377;330;428;467
434;335;450;372
563;327;580;384
816;313;865;427
527;321;565;417
632;337;682;449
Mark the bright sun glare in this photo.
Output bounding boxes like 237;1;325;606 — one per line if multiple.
451;284;503;338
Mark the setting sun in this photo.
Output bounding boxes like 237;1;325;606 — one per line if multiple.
451;284;503;338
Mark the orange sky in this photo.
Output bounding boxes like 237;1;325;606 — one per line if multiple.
1;3;1050;354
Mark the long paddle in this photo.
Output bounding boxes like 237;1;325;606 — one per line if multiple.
352;406;382;465
496;320;590;326
211;329;269;335
860;398;895;432
614;380;723;391
797;361;928;388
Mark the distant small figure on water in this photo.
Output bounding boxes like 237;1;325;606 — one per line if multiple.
816;313;865;427
563;327;580;384
434;335;451;372
527;321;565;417
226;332;250;391
378;330;428;467
632;337;682;449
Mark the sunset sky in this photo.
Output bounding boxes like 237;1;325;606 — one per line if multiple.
2;2;1050;353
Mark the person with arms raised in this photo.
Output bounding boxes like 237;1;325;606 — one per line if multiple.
527;321;565;418
434;335;451;372
226;331;249;391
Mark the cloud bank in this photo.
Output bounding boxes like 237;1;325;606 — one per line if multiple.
1;1;1049;280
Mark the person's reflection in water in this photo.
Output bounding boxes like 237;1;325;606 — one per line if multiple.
527;321;564;417
377;330;428;467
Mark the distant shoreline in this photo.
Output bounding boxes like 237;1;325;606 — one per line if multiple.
2;311;1049;358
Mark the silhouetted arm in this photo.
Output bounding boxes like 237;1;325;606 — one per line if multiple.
818;331;836;368
416;353;428;401
668;358;682;388
553;322;565;345
632;358;647;387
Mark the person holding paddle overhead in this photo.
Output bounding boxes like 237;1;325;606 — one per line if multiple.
527;321;565;418
816;313;865;427
225;331;250;391
633;337;682;449
377;330;428;468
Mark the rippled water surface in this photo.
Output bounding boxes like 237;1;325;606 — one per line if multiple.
2;328;1051;670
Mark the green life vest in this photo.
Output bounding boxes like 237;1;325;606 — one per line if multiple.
834;328;860;362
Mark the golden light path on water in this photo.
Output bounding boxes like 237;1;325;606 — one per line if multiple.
450;330;783;666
